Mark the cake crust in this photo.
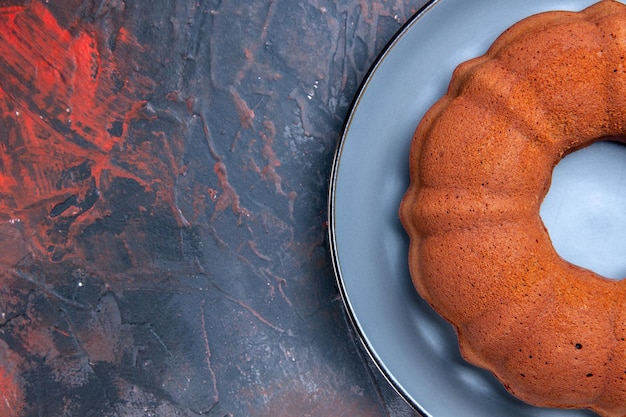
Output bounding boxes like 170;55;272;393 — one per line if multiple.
399;2;626;416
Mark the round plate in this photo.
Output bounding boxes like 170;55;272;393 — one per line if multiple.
328;0;622;416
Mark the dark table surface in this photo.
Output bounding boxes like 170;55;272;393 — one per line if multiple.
0;1;430;415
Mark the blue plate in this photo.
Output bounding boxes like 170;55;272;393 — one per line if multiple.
329;0;624;415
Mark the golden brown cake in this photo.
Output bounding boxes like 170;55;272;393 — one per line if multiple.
398;1;626;416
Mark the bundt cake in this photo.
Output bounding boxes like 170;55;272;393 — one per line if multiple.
398;1;626;416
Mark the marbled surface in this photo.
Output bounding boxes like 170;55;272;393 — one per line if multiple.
0;1;429;415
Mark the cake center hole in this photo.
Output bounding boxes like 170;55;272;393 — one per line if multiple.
540;140;626;280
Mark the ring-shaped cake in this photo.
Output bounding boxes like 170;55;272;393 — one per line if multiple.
399;1;626;416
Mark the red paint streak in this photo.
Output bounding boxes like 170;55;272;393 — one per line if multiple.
0;3;182;262
246;240;271;262
223;292;284;333
211;161;251;224
0;366;23;417
259;121;285;196
53;327;71;338
229;86;255;129
0;7;25;17
1;3;128;155
246;158;262;175
199;299;219;404
230;130;241;152
0;4;130;213
287;190;297;220
261;267;292;306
